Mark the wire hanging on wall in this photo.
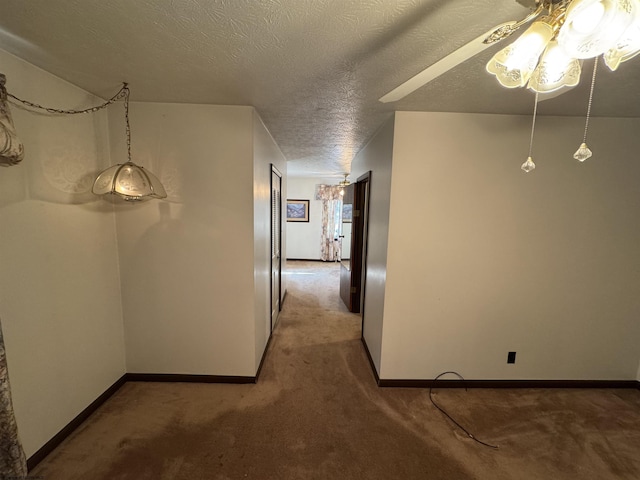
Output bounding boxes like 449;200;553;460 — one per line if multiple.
5;79;166;201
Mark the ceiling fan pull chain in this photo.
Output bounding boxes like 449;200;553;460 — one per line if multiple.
521;91;539;173
573;58;598;162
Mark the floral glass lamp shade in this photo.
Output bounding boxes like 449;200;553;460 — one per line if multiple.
92;162;166;201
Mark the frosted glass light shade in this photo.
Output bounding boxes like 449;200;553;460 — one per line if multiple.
604;1;640;70
528;41;582;93
558;0;635;59
92;162;167;201
486;21;554;88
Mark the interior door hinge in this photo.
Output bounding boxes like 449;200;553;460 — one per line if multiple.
350;286;357;293
354;210;360;217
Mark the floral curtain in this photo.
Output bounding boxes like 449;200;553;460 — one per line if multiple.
0;74;25;167
0;318;27;477
315;185;343;261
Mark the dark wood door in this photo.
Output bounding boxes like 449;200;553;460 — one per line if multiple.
339;173;371;313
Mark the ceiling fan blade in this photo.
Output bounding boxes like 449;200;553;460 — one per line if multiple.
378;1;548;103
379;22;518;104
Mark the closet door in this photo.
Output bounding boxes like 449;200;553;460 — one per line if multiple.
271;165;282;330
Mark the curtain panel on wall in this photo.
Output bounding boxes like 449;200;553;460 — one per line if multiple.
0;318;27;476
0;74;25;167
315;185;343;262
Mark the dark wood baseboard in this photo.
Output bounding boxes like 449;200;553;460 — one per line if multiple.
125;373;255;384
360;337;380;385
27;373;128;471
378;379;640;389
286;259;335;262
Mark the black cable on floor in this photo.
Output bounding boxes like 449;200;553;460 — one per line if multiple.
429;371;499;449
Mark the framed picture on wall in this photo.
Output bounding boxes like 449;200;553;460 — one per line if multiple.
342;204;353;223
286;199;310;222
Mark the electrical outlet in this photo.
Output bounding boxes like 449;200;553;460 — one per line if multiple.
507;351;516;364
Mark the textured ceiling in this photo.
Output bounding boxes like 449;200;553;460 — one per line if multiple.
1;0;640;177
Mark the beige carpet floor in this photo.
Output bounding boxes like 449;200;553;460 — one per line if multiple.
32;260;640;479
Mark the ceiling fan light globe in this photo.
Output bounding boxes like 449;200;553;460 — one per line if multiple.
571;1;606;32
558;0;635;59
528;40;582;93
486;21;554;88
603;1;640;70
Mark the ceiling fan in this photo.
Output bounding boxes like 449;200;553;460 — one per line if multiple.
379;0;544;103
379;0;640;103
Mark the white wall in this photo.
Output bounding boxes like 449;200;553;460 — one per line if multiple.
113;102;257;376
252;111;287;371
0;49;125;457
285;176;338;259
350;117;395;375
381;111;640;381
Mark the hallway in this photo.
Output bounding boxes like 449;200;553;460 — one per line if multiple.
32;261;640;479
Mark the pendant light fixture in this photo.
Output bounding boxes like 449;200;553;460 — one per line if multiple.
92;84;166;201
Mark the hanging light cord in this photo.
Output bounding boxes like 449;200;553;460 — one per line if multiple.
7;83;128;116
8;82;133;162
528;91;539;159
122;85;132;163
429;371;499;449
582;58;598;144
